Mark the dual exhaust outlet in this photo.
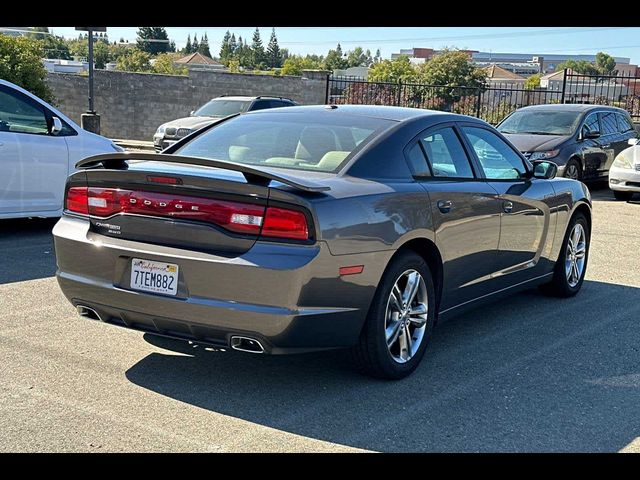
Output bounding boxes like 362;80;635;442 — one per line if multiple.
77;305;265;354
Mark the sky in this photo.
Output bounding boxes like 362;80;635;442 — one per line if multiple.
43;26;640;64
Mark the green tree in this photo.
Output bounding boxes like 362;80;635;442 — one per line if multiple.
93;41;111;69
136;27;171;55
556;59;598;75
153;53;187;75
251;28;265;69
228;59;240;73
374;49;382;64
368;55;417;83
219;31;232;63
346;47;368;67
0;34;53;102
280;55;324;76
39;34;72;60
116;49;152;72
596;52;617;75
524;74;541;90
416;49;486;106
229;34;237;57
324;43;347;70
364;49;373;67
192;34;199;54
108;43;130;63
198;32;211;57
266;28;282;68
184;34;192;54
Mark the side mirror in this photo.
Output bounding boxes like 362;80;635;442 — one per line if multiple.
583;129;600;139
532;160;558;180
628;138;639;146
51;116;62;136
189;110;195;116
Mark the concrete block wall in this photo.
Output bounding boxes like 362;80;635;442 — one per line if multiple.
47;69;330;141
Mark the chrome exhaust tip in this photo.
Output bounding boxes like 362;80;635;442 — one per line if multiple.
76;305;103;322
230;336;265;354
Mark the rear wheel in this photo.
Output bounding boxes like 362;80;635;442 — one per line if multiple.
613;190;634;201
351;251;436;380
564;158;582;181
540;213;590;297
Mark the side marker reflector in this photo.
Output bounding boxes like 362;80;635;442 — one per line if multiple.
339;265;364;276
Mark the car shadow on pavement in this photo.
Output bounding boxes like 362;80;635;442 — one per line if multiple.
0;218;58;285
125;279;640;452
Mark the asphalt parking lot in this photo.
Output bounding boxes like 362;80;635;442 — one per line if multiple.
1;185;640;452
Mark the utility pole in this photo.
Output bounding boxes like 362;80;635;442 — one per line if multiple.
75;27;106;134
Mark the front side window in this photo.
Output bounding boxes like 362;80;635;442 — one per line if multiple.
174;111;394;173
462;126;527;180
600;112;618;136
582;112;600;136
420;127;474;179
0;88;48;135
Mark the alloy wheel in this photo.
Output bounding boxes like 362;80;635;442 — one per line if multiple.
565;223;586;287
384;269;429;364
565;163;580;180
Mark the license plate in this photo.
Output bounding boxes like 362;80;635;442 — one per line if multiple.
130;258;179;296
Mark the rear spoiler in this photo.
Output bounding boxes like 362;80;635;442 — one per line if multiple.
76;152;331;193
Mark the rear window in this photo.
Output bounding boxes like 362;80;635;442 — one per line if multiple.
174;111;395;173
193;99;251;117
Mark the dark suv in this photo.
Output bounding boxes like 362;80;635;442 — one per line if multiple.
497;104;639;181
153;95;297;151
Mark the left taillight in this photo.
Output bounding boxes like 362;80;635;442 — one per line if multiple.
65;186;89;215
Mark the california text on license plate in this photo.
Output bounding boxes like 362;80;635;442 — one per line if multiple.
130;258;179;296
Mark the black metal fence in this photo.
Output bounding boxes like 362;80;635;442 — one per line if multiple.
328;70;640;124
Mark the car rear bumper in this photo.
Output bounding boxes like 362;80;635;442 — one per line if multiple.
609;167;640;192
53;216;387;353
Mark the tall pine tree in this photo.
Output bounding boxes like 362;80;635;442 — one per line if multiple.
185;34;192;54
136;27;171;55
199;32;211;57
266;28;282;68
192;34;199;54
229;34;237;56
251;28;264;69
219;30;232;63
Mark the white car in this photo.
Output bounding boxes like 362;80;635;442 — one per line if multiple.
0;79;123;219
609;138;640;201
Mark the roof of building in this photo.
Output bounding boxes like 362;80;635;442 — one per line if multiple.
484;64;525;80
175;52;221;66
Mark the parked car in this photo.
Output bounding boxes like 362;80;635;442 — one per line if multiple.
609;138;640;200
0;79;123;220
497;104;639;181
54;105;591;379
153;95;297;152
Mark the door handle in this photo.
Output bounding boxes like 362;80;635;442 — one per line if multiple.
437;200;453;213
503;201;514;214
600;143;610;148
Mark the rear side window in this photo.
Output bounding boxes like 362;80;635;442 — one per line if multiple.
617;113;635;133
405;143;430;176
420;127;474;179
600;112;618;135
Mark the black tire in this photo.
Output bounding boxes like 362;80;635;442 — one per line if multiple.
540;212;590;298
563;158;582;181
613;190;633;201
351;251;436;380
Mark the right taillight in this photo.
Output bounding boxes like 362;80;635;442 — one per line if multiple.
65;186;89;215
262;207;309;241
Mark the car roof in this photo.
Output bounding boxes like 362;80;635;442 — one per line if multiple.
516;103;628;114
211;95;294;102
242;104;472;122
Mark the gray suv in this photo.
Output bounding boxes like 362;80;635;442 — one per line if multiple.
153;95;297;152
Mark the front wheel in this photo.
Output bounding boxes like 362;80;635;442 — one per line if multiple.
540;213;590;297
351;251;436;380
564;158;582;181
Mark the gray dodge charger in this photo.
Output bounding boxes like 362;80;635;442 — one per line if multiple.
53;105;592;379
